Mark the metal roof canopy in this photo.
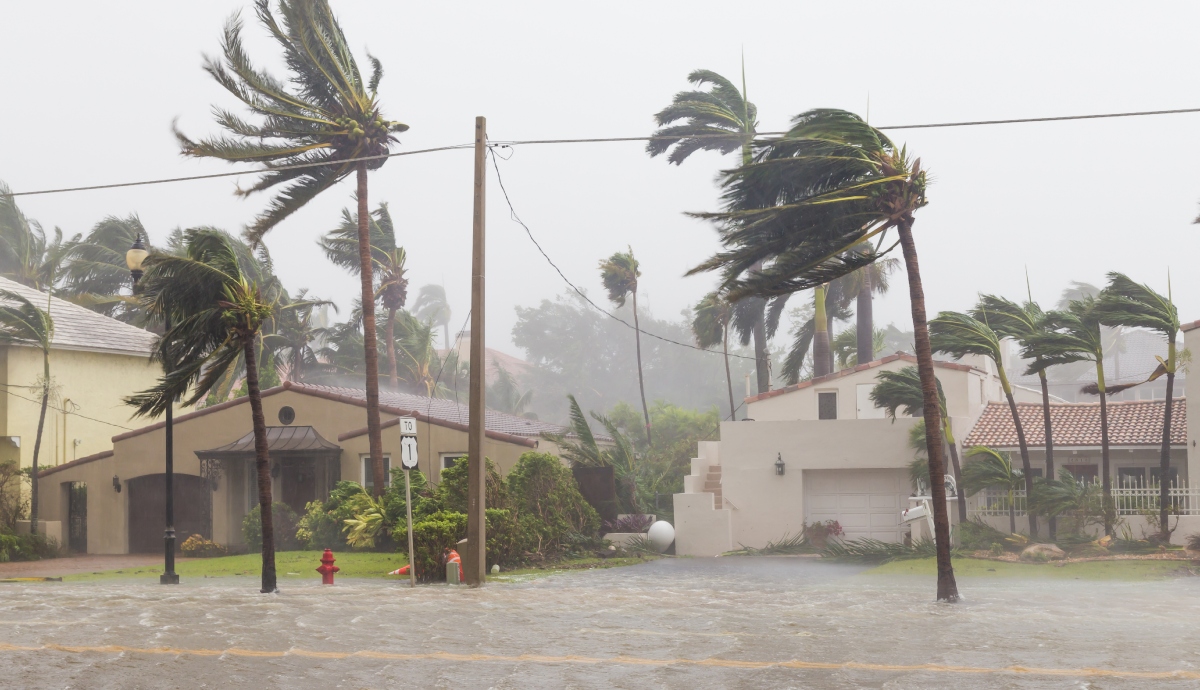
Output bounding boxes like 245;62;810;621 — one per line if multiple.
194;426;341;460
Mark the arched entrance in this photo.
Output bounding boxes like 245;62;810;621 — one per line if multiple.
126;474;211;553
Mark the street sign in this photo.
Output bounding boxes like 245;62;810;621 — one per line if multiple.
399;417;417;436
400;436;419;470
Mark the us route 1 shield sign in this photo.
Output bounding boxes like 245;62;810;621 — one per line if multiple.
400;436;419;470
399;417;417;436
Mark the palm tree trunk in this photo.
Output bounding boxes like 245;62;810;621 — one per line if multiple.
826;311;836;373
1009;496;1016;534
356;163;387;497
856;270;874;365
29;381;48;537
244;340;276;593
723;324;736;421
1097;360;1113;537
386;306;398;389
631;289;652;446
813;285;831;378
944;428;966;523
750;295;770;393
896;220;958;603
1038;370;1056;540
999;368;1038;539
1159;369;1175;540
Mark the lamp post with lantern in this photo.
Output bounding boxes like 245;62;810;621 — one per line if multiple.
127;235;179;584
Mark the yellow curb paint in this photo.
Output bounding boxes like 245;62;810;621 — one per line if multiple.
0;642;1197;679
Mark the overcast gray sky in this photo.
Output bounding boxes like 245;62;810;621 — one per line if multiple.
5;2;1200;361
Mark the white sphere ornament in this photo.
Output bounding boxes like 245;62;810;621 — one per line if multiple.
646;521;675;553
490;564;500;574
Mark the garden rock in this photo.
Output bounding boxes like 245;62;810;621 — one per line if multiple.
1020;543;1066;562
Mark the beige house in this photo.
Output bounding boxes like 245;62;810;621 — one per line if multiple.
37;381;570;554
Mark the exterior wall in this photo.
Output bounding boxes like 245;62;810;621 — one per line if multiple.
1187;327;1200;483
997;447;1187;483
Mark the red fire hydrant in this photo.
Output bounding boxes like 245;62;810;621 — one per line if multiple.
316;549;339;585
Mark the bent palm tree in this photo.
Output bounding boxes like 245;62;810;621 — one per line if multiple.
688;109;958;601
767;278;854;384
59;215;150;322
412;284;453;351
488;362;535;418
176;0;406;498
962;446;1024;534
833;327;884;369
600;248;652;446
0;182;73;292
871;366;966;522
126;230;279;592
1095;273;1180;540
930;311;1038;538
692;290;737;420
0;290;53;535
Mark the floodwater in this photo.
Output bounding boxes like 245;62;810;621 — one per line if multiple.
2;557;1200;688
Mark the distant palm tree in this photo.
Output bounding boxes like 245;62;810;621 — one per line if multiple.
0;289;53;535
841;258;899;365
962;446;1025;534
0;182;72;292
599;247;652;446
1095;273;1180;540
688;109;958;601
832;327;885;369
488;362;535;419
176;0;406;498
126;229;281;593
319;203;408;388
263;288;336;383
59;215;150;321
691;290;737;420
930;310;1039;538
767;279;854;384
871;366;966;522
412;284;453;351
649;67;773;395
541;394;640;513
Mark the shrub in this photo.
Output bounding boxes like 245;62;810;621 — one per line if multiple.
1187;533;1200;551
507;451;600;551
180;534;227;558
432;457;506;514
296;500;343;550
406;510;468;582
0;532;59;562
242;502;301;551
0;461;28;532
602;514;654;534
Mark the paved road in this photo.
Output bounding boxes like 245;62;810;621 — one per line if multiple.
3;557;1200;688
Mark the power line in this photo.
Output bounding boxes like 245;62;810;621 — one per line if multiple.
487;149;759;362
0;383;134;431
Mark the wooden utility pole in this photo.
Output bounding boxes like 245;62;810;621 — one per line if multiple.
465;116;488;587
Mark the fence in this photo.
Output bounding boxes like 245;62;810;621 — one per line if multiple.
965;482;1200;518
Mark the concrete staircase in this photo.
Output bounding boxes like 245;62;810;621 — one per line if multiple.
703;465;723;508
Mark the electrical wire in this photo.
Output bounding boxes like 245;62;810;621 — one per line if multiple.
487;148;759;361
0;383;134;431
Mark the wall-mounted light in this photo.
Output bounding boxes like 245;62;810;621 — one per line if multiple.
112;475;121;493
775;453;785;476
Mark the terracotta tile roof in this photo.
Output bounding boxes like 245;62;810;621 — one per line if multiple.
745;353;982;404
1183;319;1200;333
963;398;1186;449
0;276;156;356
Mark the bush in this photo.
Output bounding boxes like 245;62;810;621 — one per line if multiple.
242;502;301;551
406;510;468;582
432;457;506;514
602;514;654;534
0;532;59;562
296;500;344;550
180;534;227;558
507;451;600;551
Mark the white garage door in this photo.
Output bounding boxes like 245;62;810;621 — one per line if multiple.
804;469;906;542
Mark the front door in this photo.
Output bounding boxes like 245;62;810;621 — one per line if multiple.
67;482;87;553
281;459;316;513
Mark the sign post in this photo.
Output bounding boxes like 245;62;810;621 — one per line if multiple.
399;418;418;588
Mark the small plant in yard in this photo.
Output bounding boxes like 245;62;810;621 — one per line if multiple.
181;534;227;558
805;520;844;548
1186;533;1200;551
602;514;654;534
989;543;1005;556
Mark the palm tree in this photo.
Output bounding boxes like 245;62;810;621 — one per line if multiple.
599;247;652;445
541;394;640;513
59;215;151;321
962;446;1025;534
688;109;959;601
175;0;407;498
0;290;53;535
319;203;408;389
126;229;280;592
412;284;453;351
871;366;966;523
262;288;335;382
841;258;899;365
1095;273;1180;540
488;362;535;418
973;293;1059;538
649;67;773;395
767;279;854;384
832;327;884;369
0;184;73;293
692;290;737;420
930;310;1038;538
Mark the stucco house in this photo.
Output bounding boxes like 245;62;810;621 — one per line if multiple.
37;381;574;555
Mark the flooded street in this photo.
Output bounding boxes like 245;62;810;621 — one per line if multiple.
3;557;1200;688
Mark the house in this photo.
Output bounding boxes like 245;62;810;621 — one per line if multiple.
36;381;575;555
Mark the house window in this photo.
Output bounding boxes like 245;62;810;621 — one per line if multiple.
1118;467;1145;486
361;455;392;493
818;392;838;420
1062;464;1098;482
1150;467;1179;487
1027;468;1043;479
441;453;467;470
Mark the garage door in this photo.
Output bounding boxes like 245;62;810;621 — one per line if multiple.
803;469;906;542
127;474;211;553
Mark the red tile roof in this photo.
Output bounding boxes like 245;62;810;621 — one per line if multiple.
745;353;982;404
962;398;1186;449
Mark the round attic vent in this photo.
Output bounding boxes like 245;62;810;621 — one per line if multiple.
278;406;296;425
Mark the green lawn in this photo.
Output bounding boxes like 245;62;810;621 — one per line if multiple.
64;551;409;582
865;557;1190;580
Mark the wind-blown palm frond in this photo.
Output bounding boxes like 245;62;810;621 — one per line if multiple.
598;249;639;307
870;366;946;420
961;446;1023;495
541;394;604;467
648;69;757;165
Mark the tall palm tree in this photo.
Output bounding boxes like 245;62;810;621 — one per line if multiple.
973;293;1058;538
962;446;1025;534
0;182;72;292
412;284;453;351
649;67;773;395
1024;297;1117;536
0;290;53;535
1095;273;1180;540
832;327;884;369
688;109;959;601
126;229;280;592
842;258;898;365
599;247;652;445
319;203;408;389
871;366;966;522
766;279;854;384
262;288;335;383
930;310;1038;538
691;290;737;420
59;215;150;321
175;0;407;498
488;362;535;419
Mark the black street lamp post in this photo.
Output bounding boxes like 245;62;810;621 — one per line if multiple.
127;235;178;585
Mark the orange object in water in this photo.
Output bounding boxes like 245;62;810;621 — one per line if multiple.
388;565;411;576
445;549;464;581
